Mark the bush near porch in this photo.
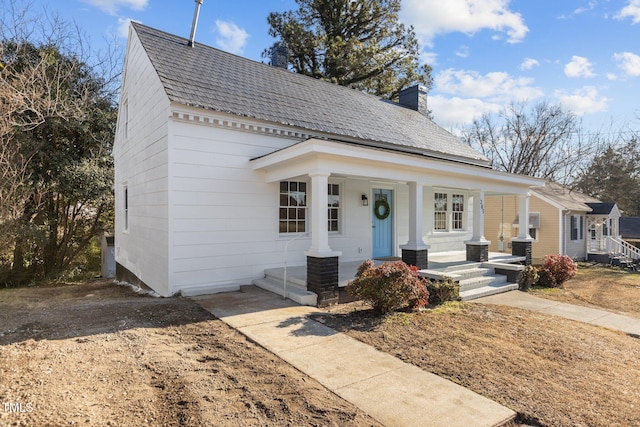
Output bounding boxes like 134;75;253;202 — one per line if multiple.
348;260;429;314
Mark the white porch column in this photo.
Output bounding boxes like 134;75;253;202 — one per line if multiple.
464;189;490;262
401;181;428;250
400;181;429;269
512;191;533;265
517;192;532;240
304;172;341;257
470;189;489;242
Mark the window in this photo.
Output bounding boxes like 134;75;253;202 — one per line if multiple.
123;185;129;232
434;192;465;231
434;193;447;230
570;215;583;241
529;228;537;241
279;181;307;233
328;183;340;232
451;194;465;231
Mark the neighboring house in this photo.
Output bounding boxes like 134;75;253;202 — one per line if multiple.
484;182;634;264
113;23;544;306
620;217;640;249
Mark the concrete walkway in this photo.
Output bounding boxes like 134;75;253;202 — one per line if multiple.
192;286;515;427
474;291;640;336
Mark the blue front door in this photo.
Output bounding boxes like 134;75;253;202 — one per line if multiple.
372;189;393;258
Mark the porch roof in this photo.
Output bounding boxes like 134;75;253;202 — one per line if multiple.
251;138;545;194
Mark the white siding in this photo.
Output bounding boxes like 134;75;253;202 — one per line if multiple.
564;212;587;260
168;118;306;294
114;29;171;295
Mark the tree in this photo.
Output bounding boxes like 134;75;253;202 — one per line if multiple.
0;2;117;285
461;101;595;183
266;0;432;101
574;138;640;216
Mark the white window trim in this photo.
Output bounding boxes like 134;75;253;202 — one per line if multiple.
328;179;343;235
278;179;309;236
433;190;468;232
123;183;129;234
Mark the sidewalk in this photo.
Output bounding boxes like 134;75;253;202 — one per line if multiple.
192;286;515;427
473;291;640;336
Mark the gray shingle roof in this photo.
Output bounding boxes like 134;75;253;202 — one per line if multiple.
533;181;601;212
131;23;489;166
620;217;640;240
585;202;616;215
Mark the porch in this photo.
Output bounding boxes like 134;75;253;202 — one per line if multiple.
253;251;526;306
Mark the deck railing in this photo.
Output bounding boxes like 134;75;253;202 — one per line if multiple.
607;236;640;260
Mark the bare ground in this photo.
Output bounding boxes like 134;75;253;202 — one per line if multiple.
0;280;379;427
316;267;640;427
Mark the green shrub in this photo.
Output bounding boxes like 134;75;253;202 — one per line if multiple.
519;265;539;291
349;260;429;315
426;279;460;305
537;254;577;288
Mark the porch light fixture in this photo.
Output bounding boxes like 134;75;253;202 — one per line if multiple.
361;194;369;206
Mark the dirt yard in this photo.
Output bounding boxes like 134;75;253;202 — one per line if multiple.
0;280;379;427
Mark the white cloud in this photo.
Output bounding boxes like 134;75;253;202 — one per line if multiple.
607;73;618;80
435;68;543;101
401;0;529;46
554;86;610;115
615;0;640;24
456;45;470;58
214;20;249;54
82;0;147;16
117;17;139;39
520;57;539;70
564;56;596;78
420;51;439;66
429;95;502;128
613;51;640;76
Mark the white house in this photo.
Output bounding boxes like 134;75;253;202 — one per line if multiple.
113;23;544;306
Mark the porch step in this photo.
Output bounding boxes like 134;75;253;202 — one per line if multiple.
459;274;508;292
252;277;317;306
263;267;307;288
460;283;519;301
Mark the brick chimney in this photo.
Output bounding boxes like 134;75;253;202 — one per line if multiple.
399;84;428;117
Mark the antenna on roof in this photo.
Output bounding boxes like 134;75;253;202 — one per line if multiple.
188;0;203;47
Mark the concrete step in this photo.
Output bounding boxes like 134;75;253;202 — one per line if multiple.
459;274;507;292
460;282;519;301
442;262;483;273
454;267;495;280
252;277;317;306
263;267;308;288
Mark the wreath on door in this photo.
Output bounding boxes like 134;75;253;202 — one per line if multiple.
374;199;390;220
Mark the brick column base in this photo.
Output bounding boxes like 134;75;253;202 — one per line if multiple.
466;243;489;262
512;240;532;265
307;256;339;308
401;249;428;269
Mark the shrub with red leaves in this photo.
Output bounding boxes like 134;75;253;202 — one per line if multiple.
349;260;429;314
537;254;577;288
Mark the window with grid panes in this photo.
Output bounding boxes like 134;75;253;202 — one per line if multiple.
451;194;464;230
279;181;307;233
434;192;447;230
328;183;340;232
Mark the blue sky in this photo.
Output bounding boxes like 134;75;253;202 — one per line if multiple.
30;0;640;133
